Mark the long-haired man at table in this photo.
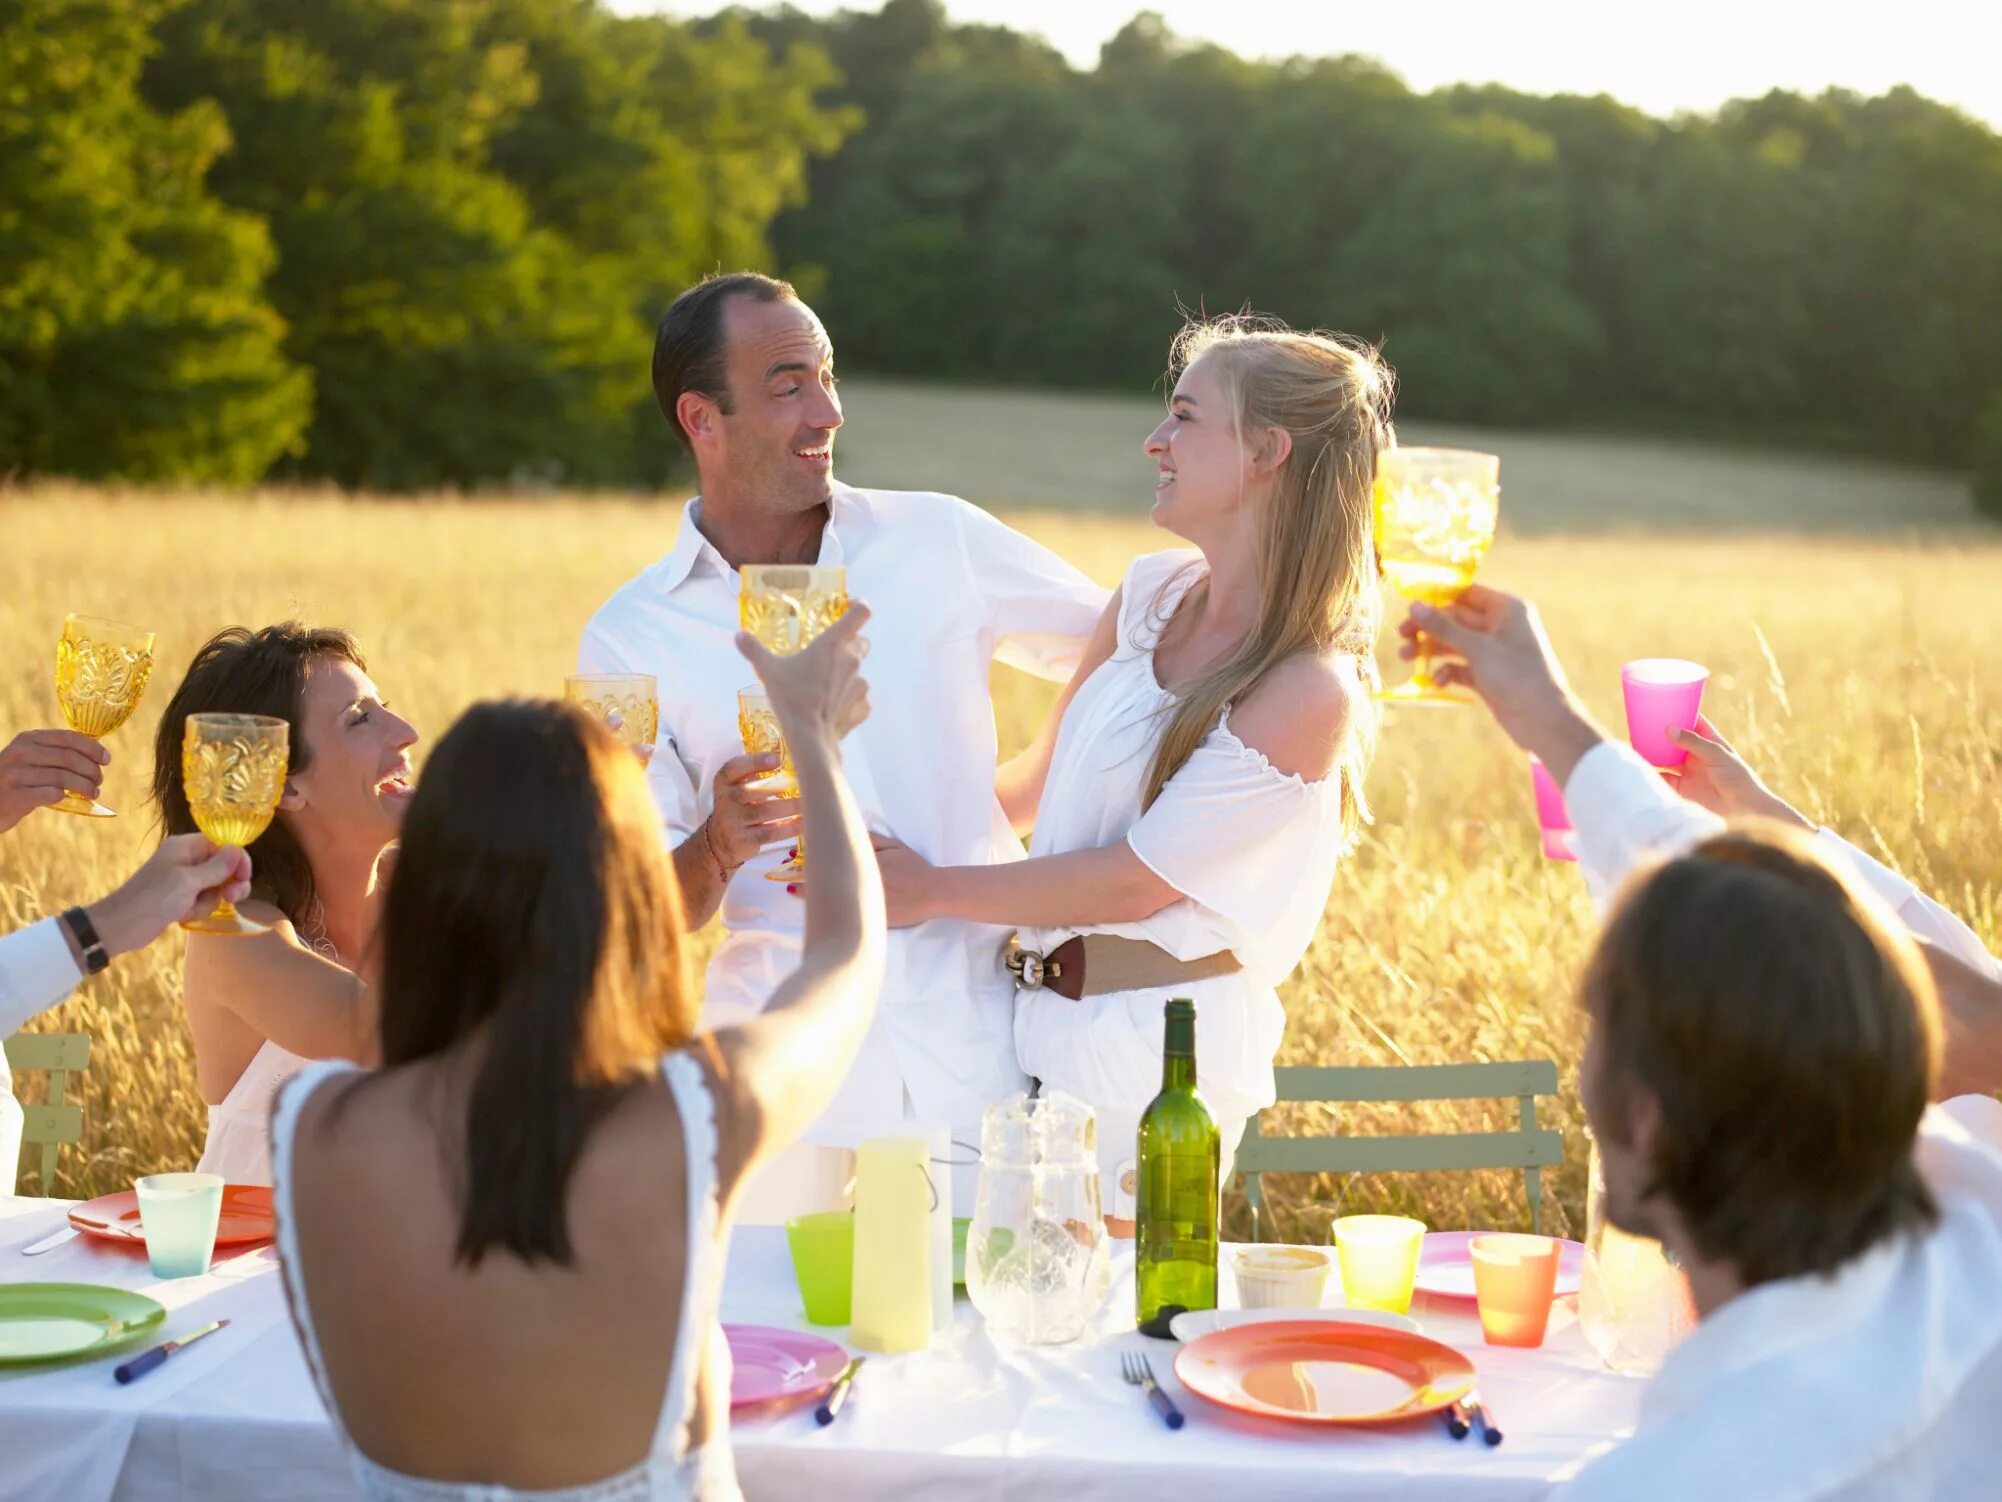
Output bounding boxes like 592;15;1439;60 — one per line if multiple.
580;273;1108;1217
1397;586;2002;1499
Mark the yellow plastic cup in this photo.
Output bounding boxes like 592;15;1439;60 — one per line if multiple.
1471;1233;1561;1347
785;1211;855;1326
1332;1214;1426;1313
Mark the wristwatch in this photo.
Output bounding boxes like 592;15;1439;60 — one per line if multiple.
59;906;110;976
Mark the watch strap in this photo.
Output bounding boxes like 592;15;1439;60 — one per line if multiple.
60;906;110;975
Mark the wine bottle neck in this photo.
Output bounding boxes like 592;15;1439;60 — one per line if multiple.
1161;1048;1196;1092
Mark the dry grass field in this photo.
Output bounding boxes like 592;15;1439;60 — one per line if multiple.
4;385;1998;1241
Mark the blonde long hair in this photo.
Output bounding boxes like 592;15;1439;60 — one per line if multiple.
1141;315;1393;845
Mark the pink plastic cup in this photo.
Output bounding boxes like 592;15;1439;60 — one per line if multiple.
1621;659;1709;773
1528;757;1576;862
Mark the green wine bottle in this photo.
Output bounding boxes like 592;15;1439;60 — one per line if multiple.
1135;997;1219;1338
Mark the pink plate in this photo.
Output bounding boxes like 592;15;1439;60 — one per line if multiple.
724;1324;848;1409
1412;1231;1586;1301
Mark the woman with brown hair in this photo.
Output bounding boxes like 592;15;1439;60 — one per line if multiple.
269;608;878;1501
152;624;417;1183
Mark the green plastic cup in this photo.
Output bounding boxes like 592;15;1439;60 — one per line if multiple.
135;1172;225;1279
785;1210;855;1325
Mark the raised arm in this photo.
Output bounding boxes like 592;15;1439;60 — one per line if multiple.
701;608;885;1196
959;500;1112;682
184;915;379;1069
2;834;252;1034
995;588;1121;836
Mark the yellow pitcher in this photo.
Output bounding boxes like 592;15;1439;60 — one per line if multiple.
849;1137;934;1354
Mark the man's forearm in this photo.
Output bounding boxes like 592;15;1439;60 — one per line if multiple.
673;823;733;929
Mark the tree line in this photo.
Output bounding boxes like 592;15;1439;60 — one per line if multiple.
5;0;2001;513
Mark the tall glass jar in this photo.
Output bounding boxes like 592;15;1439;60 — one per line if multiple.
965;1092;1112;1344
1578;1137;1698;1374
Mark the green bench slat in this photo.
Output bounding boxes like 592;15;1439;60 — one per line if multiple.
20;1104;83;1147
1237;1128;1564;1176
5;1033;91;1072
1272;1060;1559;1103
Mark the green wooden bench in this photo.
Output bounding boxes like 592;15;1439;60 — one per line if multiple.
5;1032;90;1197
1235;1060;1563;1240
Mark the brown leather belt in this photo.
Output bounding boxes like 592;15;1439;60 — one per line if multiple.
1003;934;1241;1001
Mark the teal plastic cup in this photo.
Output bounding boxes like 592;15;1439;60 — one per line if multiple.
785;1211;855;1325
135;1172;225;1279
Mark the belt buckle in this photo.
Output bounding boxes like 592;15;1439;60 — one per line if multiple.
1005;945;1049;990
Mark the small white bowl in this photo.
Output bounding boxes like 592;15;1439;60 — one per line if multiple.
1232;1245;1334;1309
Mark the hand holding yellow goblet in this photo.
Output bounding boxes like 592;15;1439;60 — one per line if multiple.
1373;448;1500;705
737;687;802;882
738;565;846;882
181;714;289;936
53;614;156;816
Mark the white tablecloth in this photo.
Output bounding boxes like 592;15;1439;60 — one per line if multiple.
0;1195;1642;1500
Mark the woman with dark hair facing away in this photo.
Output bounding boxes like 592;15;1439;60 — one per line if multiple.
270;608;879;1501
153;624;418;1183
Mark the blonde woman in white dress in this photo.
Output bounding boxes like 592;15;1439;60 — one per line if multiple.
151;623;414;1184
272;610;880;1502
874;317;1389;1223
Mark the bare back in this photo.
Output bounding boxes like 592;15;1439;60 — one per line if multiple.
275;1051;732;1493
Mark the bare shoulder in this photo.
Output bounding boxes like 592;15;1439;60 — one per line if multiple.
185;907;322;983
1227;652;1364;781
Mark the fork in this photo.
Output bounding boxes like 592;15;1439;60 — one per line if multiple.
1119;1351;1185;1430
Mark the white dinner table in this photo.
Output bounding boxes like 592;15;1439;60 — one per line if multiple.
0;1194;1642;1500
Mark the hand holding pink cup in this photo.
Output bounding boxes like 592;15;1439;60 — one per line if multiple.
1622;659;1709;773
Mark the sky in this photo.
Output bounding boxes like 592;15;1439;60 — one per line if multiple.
622;0;2002;128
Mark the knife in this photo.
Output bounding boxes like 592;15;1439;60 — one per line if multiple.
115;1319;231;1384
815;1357;865;1426
21;1227;80;1256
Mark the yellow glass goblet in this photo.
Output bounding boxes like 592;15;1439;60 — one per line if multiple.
181;714;289;936
564;674;659;753
53;614;156;817
739;565;849;655
1373;447;1500;706
737;687;802;883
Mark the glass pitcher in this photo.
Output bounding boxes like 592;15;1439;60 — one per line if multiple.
965;1091;1112;1344
1578;1137;1698;1374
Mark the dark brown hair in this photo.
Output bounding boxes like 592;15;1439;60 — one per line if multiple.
373;700;695;1267
651;271;797;449
1583;825;1942;1286
153;623;368;925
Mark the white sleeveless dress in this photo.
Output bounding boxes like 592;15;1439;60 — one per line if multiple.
198;1038;312;1185
1014;549;1358;1211
270;1052;743;1502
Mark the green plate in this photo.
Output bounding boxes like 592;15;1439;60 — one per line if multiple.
0;1283;166;1366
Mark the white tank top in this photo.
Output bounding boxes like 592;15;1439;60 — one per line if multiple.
270;1050;742;1502
197;1038;312;1185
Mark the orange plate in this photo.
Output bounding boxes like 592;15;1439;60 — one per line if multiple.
69;1186;276;1247
1173;1319;1475;1426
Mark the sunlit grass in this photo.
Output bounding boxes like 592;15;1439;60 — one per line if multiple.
4;478;1996;1245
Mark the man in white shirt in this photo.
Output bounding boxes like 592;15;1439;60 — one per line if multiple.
2;727;254;1184
1400;586;2002;1499
581;273;1109;1210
